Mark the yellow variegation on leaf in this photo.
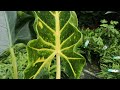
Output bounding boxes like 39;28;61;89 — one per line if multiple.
24;11;86;79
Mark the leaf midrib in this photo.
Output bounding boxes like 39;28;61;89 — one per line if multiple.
30;11;80;79
55;11;60;54
55;11;61;79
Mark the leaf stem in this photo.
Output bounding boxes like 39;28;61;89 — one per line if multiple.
56;53;61;79
4;11;18;79
10;48;18;79
55;11;61;79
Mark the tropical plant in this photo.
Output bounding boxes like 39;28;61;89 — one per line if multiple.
0;11;18;79
0;43;28;79
24;11;86;79
79;19;120;79
0;11;35;79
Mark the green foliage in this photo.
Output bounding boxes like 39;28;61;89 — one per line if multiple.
80;19;120;79
0;11;18;78
97;45;120;79
15;11;36;44
0;11;17;54
0;11;86;79
0;43;28;79
0;11;36;79
24;11;85;79
100;19;119;40
0;64;12;79
76;11;120;29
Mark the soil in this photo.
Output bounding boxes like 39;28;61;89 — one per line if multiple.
81;53;101;79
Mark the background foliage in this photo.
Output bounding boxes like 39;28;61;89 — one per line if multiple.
77;11;120;79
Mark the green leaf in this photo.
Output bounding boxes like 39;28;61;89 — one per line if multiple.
0;63;12;79
110;20;119;25
0;11;18;79
15;21;35;44
100;24;108;28
100;19;108;24
0;11;17;54
0;43;28;79
15;11;36;44
24;11;86;79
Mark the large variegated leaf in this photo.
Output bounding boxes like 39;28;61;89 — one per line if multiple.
24;11;86;79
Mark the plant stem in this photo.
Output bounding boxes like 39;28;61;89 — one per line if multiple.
4;11;18;79
55;11;61;79
10;48;18;79
56;53;61;79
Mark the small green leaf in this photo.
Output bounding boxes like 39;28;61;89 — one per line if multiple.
100;19;108;24
100;24;108;28
110;20;119;25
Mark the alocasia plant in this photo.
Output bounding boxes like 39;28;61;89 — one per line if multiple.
24;11;85;79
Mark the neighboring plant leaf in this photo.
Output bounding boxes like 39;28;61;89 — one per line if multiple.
16;11;34;29
0;11;17;54
15;21;35;44
24;11;86;79
15;11;36;44
0;11;18;79
100;19;108;23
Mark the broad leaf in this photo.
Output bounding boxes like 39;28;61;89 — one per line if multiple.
0;11;17;54
0;11;18;79
15;11;36;44
24;11;86;79
15;21;35;44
